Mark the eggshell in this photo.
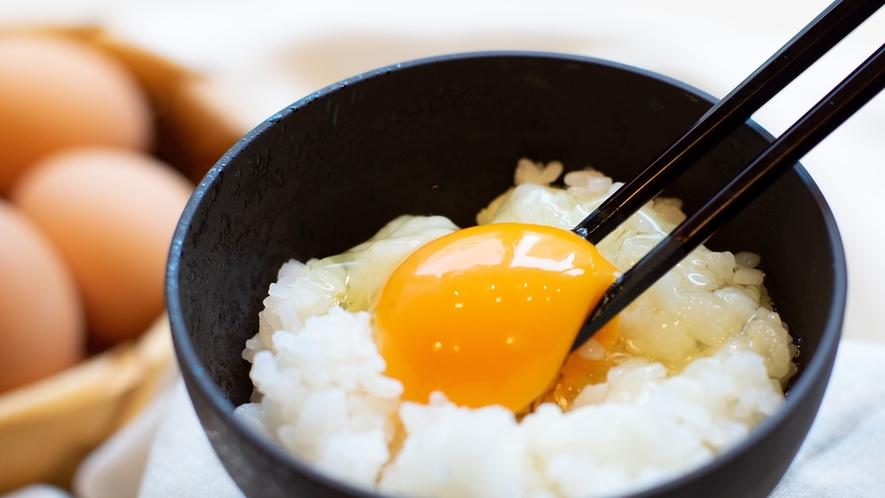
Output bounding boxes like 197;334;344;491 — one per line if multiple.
0;199;85;393
11;147;193;346
0;35;153;194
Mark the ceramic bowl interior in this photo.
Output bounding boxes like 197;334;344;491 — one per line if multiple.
167;52;846;498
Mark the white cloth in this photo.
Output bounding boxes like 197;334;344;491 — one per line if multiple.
72;389;175;498
137;383;242;498
0;486;71;498
770;339;885;497
137;339;885;497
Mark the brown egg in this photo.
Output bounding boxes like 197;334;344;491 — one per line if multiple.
0;199;84;393
0;35;152;195
11;147;193;346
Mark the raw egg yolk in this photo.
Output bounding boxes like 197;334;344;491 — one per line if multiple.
374;223;619;412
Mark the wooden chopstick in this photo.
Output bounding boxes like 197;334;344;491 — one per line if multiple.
573;0;885;245
572;41;885;351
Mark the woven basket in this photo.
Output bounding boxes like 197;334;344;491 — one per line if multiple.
0;26;246;492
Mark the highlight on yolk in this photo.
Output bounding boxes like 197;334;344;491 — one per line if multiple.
374;223;619;412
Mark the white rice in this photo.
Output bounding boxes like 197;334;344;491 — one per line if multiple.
235;159;796;497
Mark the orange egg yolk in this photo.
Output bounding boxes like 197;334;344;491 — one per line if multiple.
374;223;619;412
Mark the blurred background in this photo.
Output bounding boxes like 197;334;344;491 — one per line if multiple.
0;0;885;496
3;0;882;346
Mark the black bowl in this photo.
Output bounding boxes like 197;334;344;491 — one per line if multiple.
167;52;846;498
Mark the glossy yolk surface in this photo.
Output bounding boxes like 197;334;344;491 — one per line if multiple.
374;223;619;412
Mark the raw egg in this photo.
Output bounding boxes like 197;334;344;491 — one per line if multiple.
11;147;192;346
0;34;152;194
374;223;619;412
0;199;84;393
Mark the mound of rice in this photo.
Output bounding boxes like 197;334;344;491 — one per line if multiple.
235;159;796;497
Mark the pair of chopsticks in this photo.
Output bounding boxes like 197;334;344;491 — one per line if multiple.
571;0;885;350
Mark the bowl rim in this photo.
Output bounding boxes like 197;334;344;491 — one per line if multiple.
166;49;847;497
